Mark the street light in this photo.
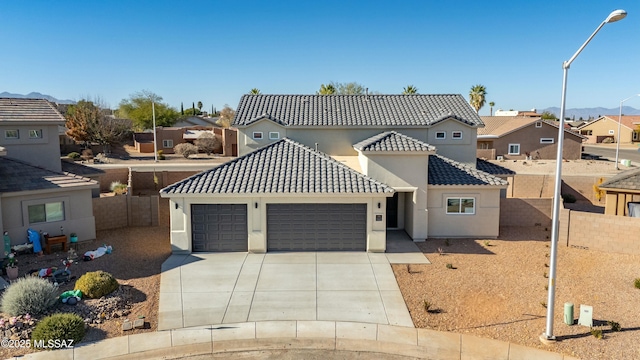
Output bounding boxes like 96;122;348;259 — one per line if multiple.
615;94;640;170
542;9;626;344
152;101;158;163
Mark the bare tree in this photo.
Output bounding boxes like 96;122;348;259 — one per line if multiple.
216;105;235;128
194;132;221;155
174;143;199;158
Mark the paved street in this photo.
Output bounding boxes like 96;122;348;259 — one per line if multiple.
583;144;640;163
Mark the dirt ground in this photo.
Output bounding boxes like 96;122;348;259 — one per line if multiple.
394;226;640;360
0;200;172;358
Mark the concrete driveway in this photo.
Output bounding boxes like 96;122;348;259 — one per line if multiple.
158;245;429;330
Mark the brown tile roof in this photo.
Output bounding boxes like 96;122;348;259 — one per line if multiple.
478;116;540;136
0;98;66;123
599;167;640;191
0;157;97;193
599;116;640;130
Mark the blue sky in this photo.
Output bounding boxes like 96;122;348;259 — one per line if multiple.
2;1;639;115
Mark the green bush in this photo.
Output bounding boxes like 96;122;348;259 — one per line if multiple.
74;271;119;299
157;150;165;160
31;313;85;347
562;193;577;203
1;277;58;316
635;278;640;289
109;181;127;195
67;152;81;160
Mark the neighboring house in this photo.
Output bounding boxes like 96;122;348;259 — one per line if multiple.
477;116;585;160
173;116;220;128
134;126;237;156
494;109;541;117
60;160;105;198
0;98;98;244
599;168;640;217
160;95;508;254
577;115;640;144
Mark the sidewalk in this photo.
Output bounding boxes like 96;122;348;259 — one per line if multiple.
12;320;578;360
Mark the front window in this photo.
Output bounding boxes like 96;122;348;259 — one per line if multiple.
269;132;280;140
29;129;43;139
253;132;263;140
508;144;520;155
535;121;542;128
452;131;462;139
28;202;65;224
163;139;174;148
446;198;475;214
435;131;446;139
4;130;19;139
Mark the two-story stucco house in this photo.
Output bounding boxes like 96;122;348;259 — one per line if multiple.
160;94;508;253
0;98;97;244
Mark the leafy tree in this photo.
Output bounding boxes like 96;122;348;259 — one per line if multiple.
317;84;336;95
469;84;487;113
488;101;495;116
117;90;179;130
66;99;131;152
194;132;221;155
249;88;262;95
197;101;203;111
183;108;201;116
541;111;557;120
333;81;366;95
402;85;418;95
174;143;198;158
216;105;235;128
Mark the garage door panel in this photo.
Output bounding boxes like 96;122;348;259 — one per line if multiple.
191;204;247;252
267;203;366;251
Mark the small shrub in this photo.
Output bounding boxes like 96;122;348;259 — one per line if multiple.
109;181;127;195
423;300;432;312
446;263;454;269
31;313;85;347
1;277;58;316
437;247;444;256
607;320;621;332
74;271;119;299
157;150;165;160
544;263;549;267
67;152;81;160
174;143;199;158
602;137;614;144
590;327;603;339
540;301;547;308
543;272;548;278
561;193;576;203
634;278;640;289
483;240;491;247
444;239;450;247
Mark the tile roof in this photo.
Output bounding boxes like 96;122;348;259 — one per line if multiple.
353;131;435;152
578;115;640;131
160;138;394;195
479;116;585;139
475;158;515;175
0;157;97;193
428;155;508;186
599;168;640;191
60;161;105;177
233;94;483;128
0;98;66;123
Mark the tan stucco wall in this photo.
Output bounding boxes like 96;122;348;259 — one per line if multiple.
358;153;429;240
492;124;582;160
426;186;502;238
166;194;389;254
1;188;96;244
156;128;185;154
0;124;62;172
580;118;634;143
238;119;478;166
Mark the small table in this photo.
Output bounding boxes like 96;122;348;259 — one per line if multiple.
44;235;68;254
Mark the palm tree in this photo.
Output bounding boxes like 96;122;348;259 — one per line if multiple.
469;84;487;113
317;84;337;95
249;88;261;95
402;85;418;95
489;101;495;116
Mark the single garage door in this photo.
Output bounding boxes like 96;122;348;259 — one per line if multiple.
267;203;366;251
191;204;248;252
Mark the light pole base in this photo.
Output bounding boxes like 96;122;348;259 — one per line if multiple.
539;333;557;345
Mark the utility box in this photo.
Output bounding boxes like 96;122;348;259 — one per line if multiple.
564;302;574;325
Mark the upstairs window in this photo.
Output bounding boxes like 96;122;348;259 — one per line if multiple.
269;132;280;140
252;132;263;140
535;121;542;128
452;131;462;139
540;138;554;144
29;129;43;139
4;130;19;139
435;131;446;139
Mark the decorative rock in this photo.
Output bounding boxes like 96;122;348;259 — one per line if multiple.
122;320;133;331
133;319;144;329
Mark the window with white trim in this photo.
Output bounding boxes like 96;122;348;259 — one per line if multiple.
29;129;43;139
28;202;65;224
163;139;173;148
452;131;462;139
4;130;19;139
540;138;554;144
535;121;542;128
446;197;475;214
508;144;520;155
608;130;615;135
269;132;280;140
435;131;446;139
252;132;263;140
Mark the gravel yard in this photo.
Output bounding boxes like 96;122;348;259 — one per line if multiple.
394;227;640;360
487;158;633;176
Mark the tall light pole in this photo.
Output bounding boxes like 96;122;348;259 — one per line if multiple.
615;94;640;170
542;9;627;343
152;101;158;163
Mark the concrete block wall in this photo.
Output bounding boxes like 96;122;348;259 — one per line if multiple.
93;196;128;231
499;198;552;227
511;175;553;198
99;168;129;192
129;195;159;227
131;170;199;192
563;210;640;255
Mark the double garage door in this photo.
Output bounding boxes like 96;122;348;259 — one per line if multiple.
191;203;366;252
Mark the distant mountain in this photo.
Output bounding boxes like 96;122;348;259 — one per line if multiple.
542;106;640;120
0;91;76;104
